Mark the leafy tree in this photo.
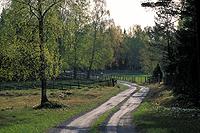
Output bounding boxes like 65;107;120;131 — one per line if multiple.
111;25;149;72
86;0;110;78
0;0;65;106
107;25;123;69
139;26;161;74
63;0;90;79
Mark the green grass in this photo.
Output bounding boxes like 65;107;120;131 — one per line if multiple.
105;74;150;84
132;84;200;133
0;84;127;133
90;107;118;133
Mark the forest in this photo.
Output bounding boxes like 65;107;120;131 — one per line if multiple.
0;0;200;132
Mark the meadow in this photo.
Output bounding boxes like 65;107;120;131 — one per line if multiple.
0;83;127;133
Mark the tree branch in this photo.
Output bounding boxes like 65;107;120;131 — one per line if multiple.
42;0;63;17
15;0;38;11
29;4;39;19
15;0;39;18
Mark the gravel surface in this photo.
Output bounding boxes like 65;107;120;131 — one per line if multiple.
49;82;149;133
106;86;149;133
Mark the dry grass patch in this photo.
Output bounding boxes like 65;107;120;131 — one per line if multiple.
0;84;128;133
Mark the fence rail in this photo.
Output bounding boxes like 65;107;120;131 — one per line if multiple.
0;78;114;90
0;72;153;90
103;75;150;84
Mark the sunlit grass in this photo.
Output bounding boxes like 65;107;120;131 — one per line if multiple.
0;84;127;133
132;84;200;133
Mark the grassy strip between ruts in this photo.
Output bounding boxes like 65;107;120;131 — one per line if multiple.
89;107;118;133
132;84;200;133
0;84;128;133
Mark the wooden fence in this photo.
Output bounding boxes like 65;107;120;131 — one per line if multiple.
103;75;150;84
0;78;114;90
0;72;153;90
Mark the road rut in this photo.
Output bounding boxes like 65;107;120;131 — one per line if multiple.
50;81;137;133
106;85;149;133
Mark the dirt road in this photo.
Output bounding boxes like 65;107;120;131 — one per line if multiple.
50;81;148;133
106;85;149;133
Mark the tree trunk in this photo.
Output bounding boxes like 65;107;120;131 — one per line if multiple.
194;3;200;105
38;1;48;105
87;27;97;79
87;69;91;79
73;38;78;79
73;67;77;79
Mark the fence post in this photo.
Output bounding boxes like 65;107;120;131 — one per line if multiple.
53;80;55;89
112;78;115;87
78;81;80;89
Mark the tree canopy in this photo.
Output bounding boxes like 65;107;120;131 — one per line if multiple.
1;0;199;106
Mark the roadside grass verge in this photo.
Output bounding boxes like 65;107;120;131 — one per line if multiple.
132;84;200;133
0;84;127;133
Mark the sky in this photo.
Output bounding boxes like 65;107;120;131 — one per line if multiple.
0;0;7;15
106;0;156;30
0;0;156;30
0;2;3;13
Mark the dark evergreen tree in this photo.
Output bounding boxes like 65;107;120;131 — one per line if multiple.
152;64;163;83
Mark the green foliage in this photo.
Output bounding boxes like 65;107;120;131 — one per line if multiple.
139;27;161;74
0;0;153;82
109;25;154;72
0;2;39;81
0;0;64;81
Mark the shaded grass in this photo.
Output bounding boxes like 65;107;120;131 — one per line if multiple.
132;84;200;133
0;84;127;133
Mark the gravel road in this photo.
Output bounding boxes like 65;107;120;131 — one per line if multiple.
106;86;149;133
49;81;149;133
